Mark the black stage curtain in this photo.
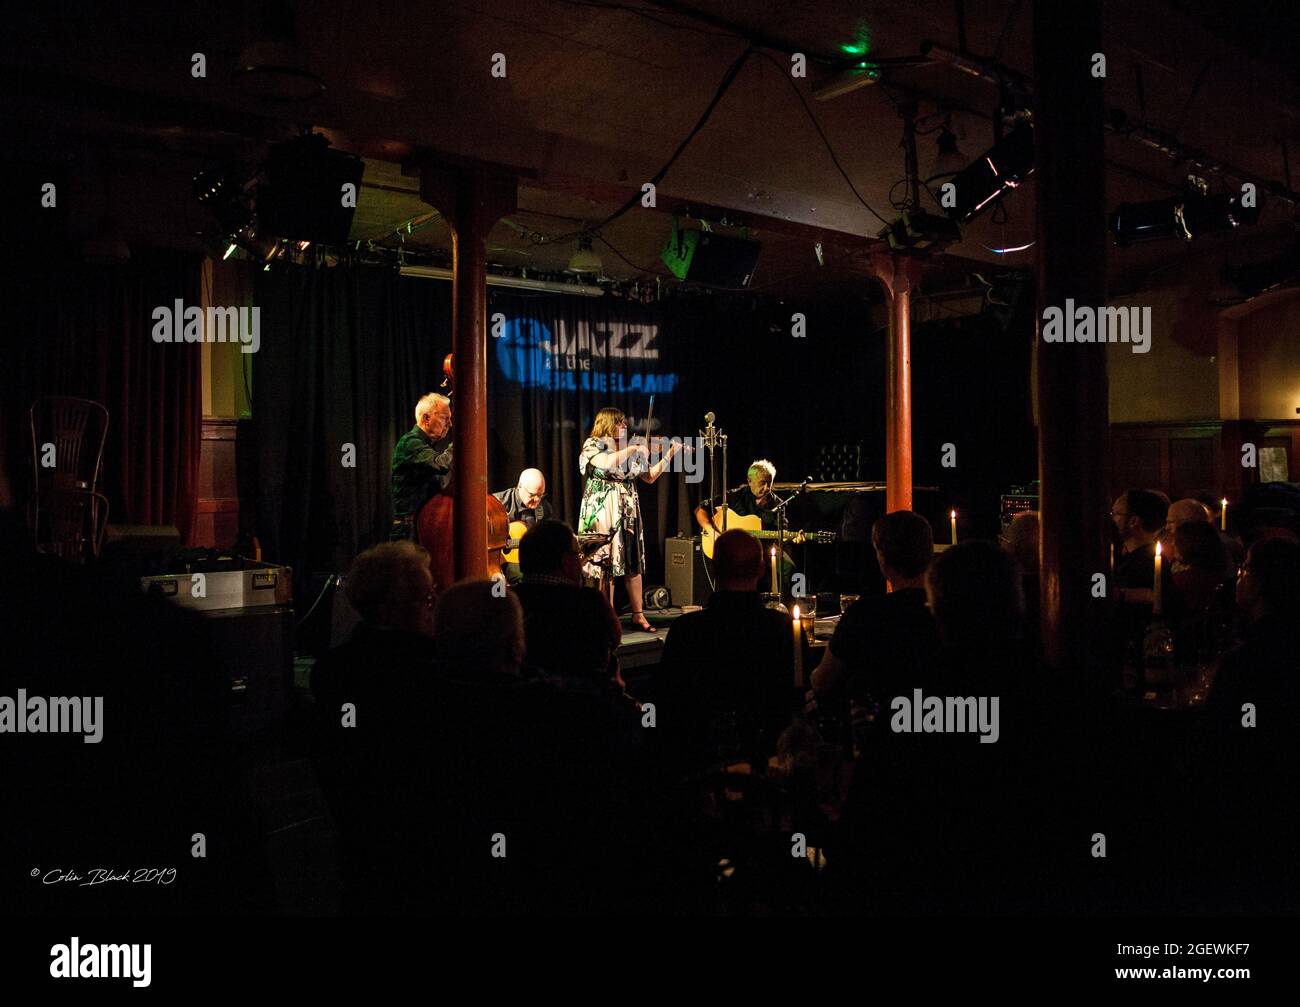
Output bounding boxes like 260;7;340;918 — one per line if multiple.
0;249;204;543
250;262;1033;589
251;264;452;584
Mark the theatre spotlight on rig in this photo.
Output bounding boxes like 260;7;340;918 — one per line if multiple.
1110;190;1261;247
941;120;1036;224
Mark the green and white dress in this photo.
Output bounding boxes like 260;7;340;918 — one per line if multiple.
578;436;645;578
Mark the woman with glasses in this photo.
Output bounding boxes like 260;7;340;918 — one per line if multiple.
578;406;679;632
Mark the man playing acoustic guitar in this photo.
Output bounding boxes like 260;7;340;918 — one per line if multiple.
694;459;797;589
494;468;553;582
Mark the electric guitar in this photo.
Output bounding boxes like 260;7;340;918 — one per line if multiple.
700;511;836;559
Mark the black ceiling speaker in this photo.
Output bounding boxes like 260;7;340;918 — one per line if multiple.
257;132;364;245
661;219;762;288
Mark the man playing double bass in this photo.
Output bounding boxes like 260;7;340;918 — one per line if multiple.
390;393;453;541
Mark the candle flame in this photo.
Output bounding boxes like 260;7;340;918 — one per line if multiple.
791;605;801;621
950;510;956;518
1155;541;1162;556
1221;498;1228;506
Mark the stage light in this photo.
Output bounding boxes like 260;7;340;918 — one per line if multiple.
222;242;238;261
941;120;1035;224
1110;191;1260;247
232;226;284;263
567;234;603;275
812;65;881;101
928;122;966;181
878;209;961;252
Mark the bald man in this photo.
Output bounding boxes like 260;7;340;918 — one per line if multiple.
494;468;554;581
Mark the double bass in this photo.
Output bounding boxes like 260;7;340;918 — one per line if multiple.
415;353;510;589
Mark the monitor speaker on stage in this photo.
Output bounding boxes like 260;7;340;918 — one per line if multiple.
664;534;712;607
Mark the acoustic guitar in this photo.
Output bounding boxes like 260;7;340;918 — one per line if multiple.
501;523;612;566
501;521;530;566
700;511;836;559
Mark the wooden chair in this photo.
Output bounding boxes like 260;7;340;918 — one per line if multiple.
32;486;111;562
27;396;110;562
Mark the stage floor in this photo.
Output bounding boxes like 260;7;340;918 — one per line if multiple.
616;607;679;670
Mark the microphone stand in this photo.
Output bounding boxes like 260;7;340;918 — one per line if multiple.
768;478;811;602
698;418;727;593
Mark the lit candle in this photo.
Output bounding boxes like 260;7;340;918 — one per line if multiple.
1220;498;1228;532
771;546;778;594
791;605;804;687
950;509;958;545
1153;541;1163;616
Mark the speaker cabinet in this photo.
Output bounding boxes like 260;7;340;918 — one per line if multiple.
664;535;712;607
199;605;294;736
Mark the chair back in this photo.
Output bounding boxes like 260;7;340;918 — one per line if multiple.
29;396;109;492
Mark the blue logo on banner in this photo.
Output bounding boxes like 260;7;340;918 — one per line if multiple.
495;317;678;393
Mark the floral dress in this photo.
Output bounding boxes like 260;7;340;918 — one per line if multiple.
578;436;645;578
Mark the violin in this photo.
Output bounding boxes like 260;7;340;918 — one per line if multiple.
416;352;510;588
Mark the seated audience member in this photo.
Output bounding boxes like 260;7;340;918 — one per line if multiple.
834;541;1058;914
430;579;659;912
655;530;794;774
309;543;443;913
312;542;437;711
1199;535;1300;912
1206;536;1300;730
1111;488;1171;602
511;519;622;682
1004;510;1041;653
1110;489;1180;665
1171;519;1230;614
1194;491;1246;571
810;510;940;714
1163;496;1210;541
925;540;1033;683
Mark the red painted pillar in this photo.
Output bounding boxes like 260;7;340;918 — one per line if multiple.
416;162;516;581
873;253;921;514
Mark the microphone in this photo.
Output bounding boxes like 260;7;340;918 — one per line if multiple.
796;476;813;494
730;481;749;492
704;411;715;426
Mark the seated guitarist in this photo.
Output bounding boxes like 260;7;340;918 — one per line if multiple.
694;459;795;588
493;468;552;581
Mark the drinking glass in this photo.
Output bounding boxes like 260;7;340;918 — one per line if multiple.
800;596;817;637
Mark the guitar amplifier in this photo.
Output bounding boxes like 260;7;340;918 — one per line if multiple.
664;535;712;608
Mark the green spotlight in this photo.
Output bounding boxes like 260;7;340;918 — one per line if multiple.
223;242;238;261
